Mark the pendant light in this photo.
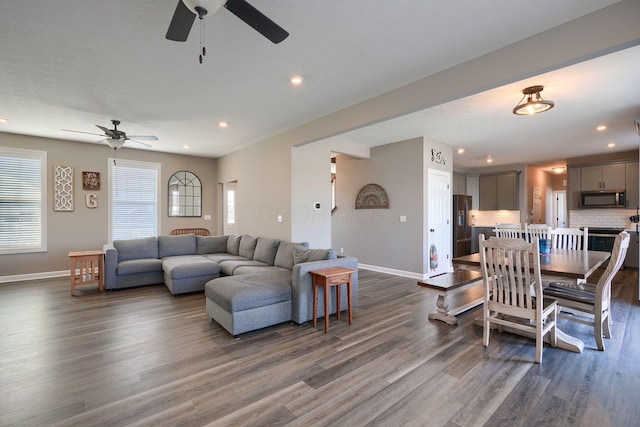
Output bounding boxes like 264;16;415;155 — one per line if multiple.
513;85;554;115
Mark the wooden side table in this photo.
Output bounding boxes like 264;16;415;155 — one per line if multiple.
68;250;104;296
310;267;356;333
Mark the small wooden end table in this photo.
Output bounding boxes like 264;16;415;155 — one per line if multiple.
310;267;356;333
68;250;104;296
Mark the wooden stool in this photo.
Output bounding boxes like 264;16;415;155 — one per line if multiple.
68;250;104;296
310;267;356;333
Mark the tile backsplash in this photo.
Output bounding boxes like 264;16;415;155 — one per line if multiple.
570;208;638;230
470;210;520;227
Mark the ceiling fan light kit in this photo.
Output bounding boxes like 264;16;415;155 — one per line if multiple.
513;85;555;115
62;120;158;151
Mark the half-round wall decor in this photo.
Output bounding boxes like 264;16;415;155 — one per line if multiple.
355;183;389;209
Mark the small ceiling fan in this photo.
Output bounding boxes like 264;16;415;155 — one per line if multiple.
61;120;158;150
166;0;289;62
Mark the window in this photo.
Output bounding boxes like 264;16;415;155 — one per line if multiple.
109;158;161;242
0;147;47;254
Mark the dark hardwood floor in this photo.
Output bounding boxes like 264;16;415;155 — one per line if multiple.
1;267;639;426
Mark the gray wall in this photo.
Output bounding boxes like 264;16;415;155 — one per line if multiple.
0;132;216;278
332;138;424;273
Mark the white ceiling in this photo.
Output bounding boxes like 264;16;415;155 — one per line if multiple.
0;0;638;168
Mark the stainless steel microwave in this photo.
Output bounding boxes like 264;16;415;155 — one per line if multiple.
580;190;625;208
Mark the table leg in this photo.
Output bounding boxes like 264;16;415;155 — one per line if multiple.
428;295;458;325
336;284;341;321
313;282;318;328
324;283;329;333
347;280;352;325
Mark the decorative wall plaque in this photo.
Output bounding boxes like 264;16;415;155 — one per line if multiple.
82;171;100;190
355;183;389;209
54;165;74;211
431;149;446;165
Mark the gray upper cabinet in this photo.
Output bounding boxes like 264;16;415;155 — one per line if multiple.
580;163;626;191
568;167;581;209
479;173;518;210
625;161;639;209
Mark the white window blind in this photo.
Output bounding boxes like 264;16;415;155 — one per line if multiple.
109;159;160;241
0;147;47;254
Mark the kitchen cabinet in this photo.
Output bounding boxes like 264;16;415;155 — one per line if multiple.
580;163;625;191
479;173;518;210
625;161;639;209
471;226;495;253
568;167;581;210
624;232;639;269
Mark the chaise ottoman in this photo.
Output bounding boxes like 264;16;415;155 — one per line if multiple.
205;271;293;337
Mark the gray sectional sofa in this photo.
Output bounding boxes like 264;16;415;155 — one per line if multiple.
103;234;358;336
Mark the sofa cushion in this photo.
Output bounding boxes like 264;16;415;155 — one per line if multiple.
196;235;228;255
117;258;163;275
159;234;196;258
205;271;292;312
239;235;258;259
203;254;249;264
219;260;269;276
274;241;309;270
114;237;158;262
293;247;337;264
233;265;291;276
226;234;241;255
253;237;280;265
162;255;220;279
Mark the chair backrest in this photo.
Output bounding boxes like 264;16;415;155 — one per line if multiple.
596;231;630;300
524;223;552;243
170;228;211;236
551;227;588;250
494;223;522;239
479;235;542;318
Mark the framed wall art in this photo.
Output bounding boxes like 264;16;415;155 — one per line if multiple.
82;171;100;190
54;165;74;211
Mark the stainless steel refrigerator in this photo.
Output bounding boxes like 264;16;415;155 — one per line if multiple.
453;195;472;258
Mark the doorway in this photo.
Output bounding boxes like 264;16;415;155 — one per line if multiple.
427;169;452;277
553;191;567;228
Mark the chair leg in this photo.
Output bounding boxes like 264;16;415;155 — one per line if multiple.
603;311;612;339
535;324;543;364
595;311;605;351
549;309;557;348
483;312;490;347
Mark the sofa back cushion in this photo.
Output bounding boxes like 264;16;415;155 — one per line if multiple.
274;241;309;270
196;235;228;254
239;235;258;259
293;247;337;264
158;234;196;258
114;237;158;262
253;237;281;265
226;234;241;255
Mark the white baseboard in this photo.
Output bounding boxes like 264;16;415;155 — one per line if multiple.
0;270;69;284
358;263;430;280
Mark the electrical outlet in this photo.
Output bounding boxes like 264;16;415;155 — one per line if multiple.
204;214;211;220
340;248;344;254
277;215;283;223
400;215;407;223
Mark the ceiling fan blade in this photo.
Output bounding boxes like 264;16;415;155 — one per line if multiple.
224;0;289;44
166;1;196;42
61;129;104;137
95;124;115;137
127;138;153;148
127;135;159;141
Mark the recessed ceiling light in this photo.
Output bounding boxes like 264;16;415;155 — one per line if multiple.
183;145;191;149
0;117;8;123
607;142;615;148
457;148;465;154
552;166;565;174
486;156;493;163
218;121;228;128
290;75;303;86
597;125;607;131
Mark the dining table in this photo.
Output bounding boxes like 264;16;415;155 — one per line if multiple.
452;248;612;353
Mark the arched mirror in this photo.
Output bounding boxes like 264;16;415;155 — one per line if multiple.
168;170;202;217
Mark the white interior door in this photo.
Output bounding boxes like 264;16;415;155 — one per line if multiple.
553;191;567;228
223;181;237;235
427;169;451;277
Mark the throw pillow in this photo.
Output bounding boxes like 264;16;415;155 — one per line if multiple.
158;234;196;258
239;235;258;258
293;247;337;265
226;234;241;255
253;237;281;265
274;241;309;270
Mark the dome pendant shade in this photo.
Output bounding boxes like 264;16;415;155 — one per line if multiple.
513;85;555;115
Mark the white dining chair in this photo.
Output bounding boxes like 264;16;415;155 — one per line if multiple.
479;235;557;364
543;231;629;351
550;227;588;250
494;223;523;239
524;223;552;244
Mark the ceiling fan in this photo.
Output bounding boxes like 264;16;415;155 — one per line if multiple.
61;120;158;150
166;0;289;60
